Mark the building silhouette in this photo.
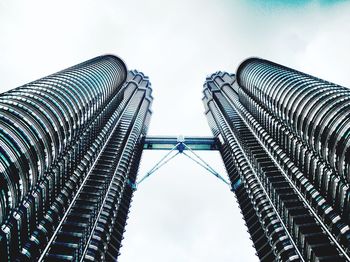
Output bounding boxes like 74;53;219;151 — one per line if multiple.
1;54;350;261
0;55;153;261
203;58;350;261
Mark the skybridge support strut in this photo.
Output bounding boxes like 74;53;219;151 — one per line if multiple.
136;136;231;189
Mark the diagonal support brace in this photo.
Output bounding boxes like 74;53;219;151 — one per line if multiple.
136;137;231;189
136;144;181;186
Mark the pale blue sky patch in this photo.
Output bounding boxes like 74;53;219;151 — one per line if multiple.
246;0;348;9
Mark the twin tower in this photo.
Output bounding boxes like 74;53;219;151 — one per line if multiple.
0;55;350;261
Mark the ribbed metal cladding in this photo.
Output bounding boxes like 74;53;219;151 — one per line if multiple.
237;58;350;183
0;55;126;223
203;72;299;261
203;68;350;261
0;56;153;261
16;70;152;262
236;58;350;258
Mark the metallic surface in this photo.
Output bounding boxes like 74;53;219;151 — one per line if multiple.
203;64;350;261
0;56;153;262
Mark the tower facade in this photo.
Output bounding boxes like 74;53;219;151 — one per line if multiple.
0;55;153;261
2;54;350;261
203;59;350;261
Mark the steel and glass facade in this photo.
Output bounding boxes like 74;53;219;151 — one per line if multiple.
203;59;350;261
2;53;350;261
0;55;153;261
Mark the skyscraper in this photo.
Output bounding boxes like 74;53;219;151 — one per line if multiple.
0;55;153;261
203;58;350;261
2;53;350;262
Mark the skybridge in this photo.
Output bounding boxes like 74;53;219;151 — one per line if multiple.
135;136;232;189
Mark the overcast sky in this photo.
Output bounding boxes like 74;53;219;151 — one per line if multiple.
1;0;350;261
